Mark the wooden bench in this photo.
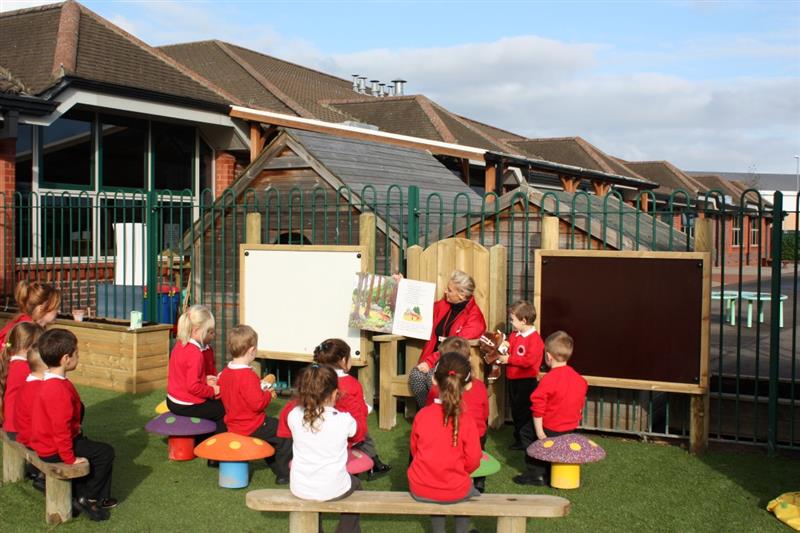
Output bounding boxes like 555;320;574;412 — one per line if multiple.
246;489;570;532
2;431;90;524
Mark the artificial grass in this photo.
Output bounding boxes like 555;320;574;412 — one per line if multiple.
0;385;795;532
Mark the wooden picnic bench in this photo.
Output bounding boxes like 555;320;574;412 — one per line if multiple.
246;488;570;532
2;431;90;524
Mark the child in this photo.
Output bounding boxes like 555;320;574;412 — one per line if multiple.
500;301;544;450
1;322;44;439
0;280;60;346
217;325;291;484
288;363;361;533
408;353;482;533
29;329;116;521
422;338;489;493
14;343;48;490
514;330;588;486
166;305;225;436
313;338;391;480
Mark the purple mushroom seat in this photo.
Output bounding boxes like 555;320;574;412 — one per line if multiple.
145;414;216;461
527;433;606;489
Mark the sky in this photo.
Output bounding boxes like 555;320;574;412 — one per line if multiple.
2;0;799;176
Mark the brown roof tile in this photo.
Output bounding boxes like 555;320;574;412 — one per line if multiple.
326;97;446;141
510;137;647;180
0;3;61;93
625;161;704;195
690;174;743;197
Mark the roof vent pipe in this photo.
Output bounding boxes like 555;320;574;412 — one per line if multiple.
392;79;407;96
379;83;386;97
386;84;395;97
351;74;360;92
370;80;380;96
358;77;367;94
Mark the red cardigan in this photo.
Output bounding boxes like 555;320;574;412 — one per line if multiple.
335;372;368;445
531;365;588;432
14;376;43;446
505;329;544;380
202;346;216;377
408;402;482;501
277;399;297;439
30;376;82;464
419;298;486;367
424;379;489;437
2;358;30;432
0;314;32;347
167;341;215;404
218;364;271;435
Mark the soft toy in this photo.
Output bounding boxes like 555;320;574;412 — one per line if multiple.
768;492;800;531
479;330;507;383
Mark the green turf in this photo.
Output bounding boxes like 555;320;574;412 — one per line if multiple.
0;385;795;532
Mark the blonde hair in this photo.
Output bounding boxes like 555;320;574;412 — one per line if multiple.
545;330;574;362
227;325;258;359
449;270;476;299
0;322;44;423
177;305;215;346
27;344;47;373
14;280;61;321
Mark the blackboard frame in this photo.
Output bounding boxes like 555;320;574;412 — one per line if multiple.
534;249;710;394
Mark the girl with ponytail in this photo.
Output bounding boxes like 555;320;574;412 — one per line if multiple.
407;352;482;533
1;322;44;437
0;281;61;346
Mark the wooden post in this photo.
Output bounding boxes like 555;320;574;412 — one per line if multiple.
485;164;497;201
45;477;72;525
246;213;263;376
690;218;712;456
487;244;507;429
249;123;263;163
2;438;25;482
541;216;560;251
497;516;527;533
289;511;319;532
359;213;377;407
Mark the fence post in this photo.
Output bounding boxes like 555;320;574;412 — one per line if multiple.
407;185;419;247
767;192;784;454
146;190;159;323
691;218;713;456
359;212;377;408
246;213;262;376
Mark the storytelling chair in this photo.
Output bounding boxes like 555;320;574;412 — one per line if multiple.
374;238;507;430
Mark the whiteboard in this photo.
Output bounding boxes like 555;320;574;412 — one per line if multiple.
114;223;146;285
239;244;367;364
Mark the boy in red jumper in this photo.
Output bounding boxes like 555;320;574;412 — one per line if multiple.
499;301;544;450
217;325;291;484
14;345;47;448
30;329;116;521
514;330;588;486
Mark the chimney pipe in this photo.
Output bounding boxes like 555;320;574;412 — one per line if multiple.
351;74;359;93
392;79;407;96
370;80;380;97
379;83;386;97
386;84;395;97
358;77;367;94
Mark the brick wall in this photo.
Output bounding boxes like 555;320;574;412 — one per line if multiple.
0;138;15;298
214;151;236;198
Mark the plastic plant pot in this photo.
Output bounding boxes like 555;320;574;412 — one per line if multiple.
194;433;275;489
470;451;501;478
527;433;606;489
145;414;216;461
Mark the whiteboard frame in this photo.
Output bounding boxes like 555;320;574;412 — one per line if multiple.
239;244;368;366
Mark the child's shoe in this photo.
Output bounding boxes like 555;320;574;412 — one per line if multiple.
512;473;546;486
73;497;110;521
366;456;392;480
90;498;119;509
31;473;45;493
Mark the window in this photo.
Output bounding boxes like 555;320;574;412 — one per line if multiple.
99;199;146;256
14;125;34;258
157;202;193;251
101;114;147;190
732;217;742;247
153;122;193;192
749;218;760;247
40;196;93;257
199;136;214;198
41;110;93;188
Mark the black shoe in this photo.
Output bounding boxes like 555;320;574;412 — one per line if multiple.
207;460;219;468
89;498;119;509
32;475;45;493
366;460;392;481
275;476;289;485
512;473;546;486
73;497;110;521
509;441;525;450
473;477;486;493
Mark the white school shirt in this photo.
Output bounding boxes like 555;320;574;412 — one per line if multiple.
287;405;356;501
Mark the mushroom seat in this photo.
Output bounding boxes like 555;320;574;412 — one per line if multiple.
194;433;275;489
145;414;216;461
154;400;169;414
527;434;605;489
471;451;501;478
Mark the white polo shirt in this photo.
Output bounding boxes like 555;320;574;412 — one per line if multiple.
287;405;356;501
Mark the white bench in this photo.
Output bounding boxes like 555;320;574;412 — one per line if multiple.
246;488;570;532
2;431;89;524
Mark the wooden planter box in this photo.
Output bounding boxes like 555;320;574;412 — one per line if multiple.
0;312;171;394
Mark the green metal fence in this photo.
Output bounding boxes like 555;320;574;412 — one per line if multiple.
1;185;796;452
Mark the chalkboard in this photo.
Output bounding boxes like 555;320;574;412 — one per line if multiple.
534;250;710;393
239;244;368;365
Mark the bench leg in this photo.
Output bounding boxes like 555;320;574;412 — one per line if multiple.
497;516;526;533
379;340;398;430
289;511;319;533
2;439;26;483
45;477;73;525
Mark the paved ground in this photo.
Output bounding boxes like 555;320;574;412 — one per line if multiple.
709;264;798;380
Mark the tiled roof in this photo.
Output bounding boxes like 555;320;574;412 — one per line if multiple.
625;160;705;196
510;137;647;181
0;1;232;105
325;97;445;141
689;174;743;198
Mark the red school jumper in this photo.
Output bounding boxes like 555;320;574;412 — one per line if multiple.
334;369;368;445
14;375;43;446
276;399;297;439
408;402;482;502
218;363;272;435
418;298;486;367
202;345;216;377
29;375;82;463
424;379;489;437
2;356;31;433
505;329;544;380
530;365;588;432
167;340;216;404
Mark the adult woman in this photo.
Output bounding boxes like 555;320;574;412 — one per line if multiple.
408;270;486;407
0;281;61;346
